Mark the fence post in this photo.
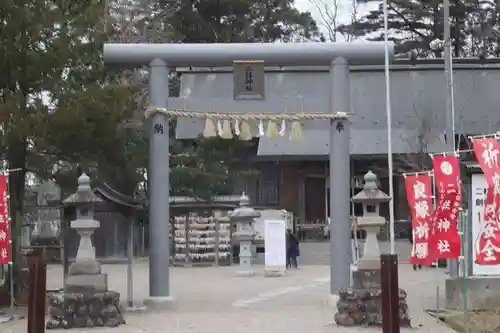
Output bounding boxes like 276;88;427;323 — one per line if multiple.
381;253;400;333
27;248;46;333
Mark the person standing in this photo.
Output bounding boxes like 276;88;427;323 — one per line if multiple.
286;229;300;269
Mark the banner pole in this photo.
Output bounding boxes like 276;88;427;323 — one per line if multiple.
459;209;469;328
430;171;440;312
4;172;14;318
2;168;23;318
9;251;13;317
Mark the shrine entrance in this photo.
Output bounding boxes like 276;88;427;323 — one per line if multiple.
103;42;392;307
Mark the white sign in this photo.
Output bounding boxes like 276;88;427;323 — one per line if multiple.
264;219;286;268
254;210;291;241
471;173;500;275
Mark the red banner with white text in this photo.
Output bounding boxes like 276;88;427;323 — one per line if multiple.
429;155;461;259
0;175;11;264
472;137;500;265
405;173;435;265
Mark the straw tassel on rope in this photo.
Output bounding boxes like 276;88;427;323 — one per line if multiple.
220;120;233;139
290;121;302;140
258;120;265;137
266;120;279;138
234;119;241;137
279;120;286;137
216;120;224;137
239;121;252;141
203;118;217;138
291;95;304;140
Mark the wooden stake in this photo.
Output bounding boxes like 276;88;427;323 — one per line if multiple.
381;254;400;333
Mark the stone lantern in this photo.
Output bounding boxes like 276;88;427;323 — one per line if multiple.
334;171;411;327
351;171;390;285
46;173;125;329
230;193;260;276
62;173;106;291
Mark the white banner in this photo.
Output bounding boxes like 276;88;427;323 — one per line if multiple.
264;219;286;268
471;173;500;275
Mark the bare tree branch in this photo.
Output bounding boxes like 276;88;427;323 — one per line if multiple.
310;0;360;42
395;96;442;173
309;0;339;41
105;0;179;130
344;0;359;42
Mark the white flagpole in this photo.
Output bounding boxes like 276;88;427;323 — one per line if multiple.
383;0;396;254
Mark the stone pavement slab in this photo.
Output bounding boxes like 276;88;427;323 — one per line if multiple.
298;240;412;266
2;262;457;333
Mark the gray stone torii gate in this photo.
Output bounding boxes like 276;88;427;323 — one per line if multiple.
103;42;394;307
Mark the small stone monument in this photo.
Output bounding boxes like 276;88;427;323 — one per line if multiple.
334;171;411;327
230;193;260;276
46;173;125;329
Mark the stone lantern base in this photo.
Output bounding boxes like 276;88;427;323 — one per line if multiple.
334;288;411;327
334;269;411;327
47;262;127;329
46;291;125;329
46;264;126;329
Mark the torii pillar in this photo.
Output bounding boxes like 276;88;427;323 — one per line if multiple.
103;42;393;309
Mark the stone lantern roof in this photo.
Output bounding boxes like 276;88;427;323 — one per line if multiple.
63;173;103;205
229;193;261;222
351;170;390;203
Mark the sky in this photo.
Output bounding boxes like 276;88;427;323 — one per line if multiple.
294;0;379;39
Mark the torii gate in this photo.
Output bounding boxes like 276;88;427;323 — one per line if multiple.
103;42;393;308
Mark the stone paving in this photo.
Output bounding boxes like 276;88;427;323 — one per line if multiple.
1;260;458;333
297;240;412;266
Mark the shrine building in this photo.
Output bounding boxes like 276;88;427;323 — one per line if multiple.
170;58;500;237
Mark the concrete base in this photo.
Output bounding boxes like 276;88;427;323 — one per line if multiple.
326;293;339;308
144;296;176;311
64;274;108;294
445;276;500;310
264;266;286;277
235;270;255;277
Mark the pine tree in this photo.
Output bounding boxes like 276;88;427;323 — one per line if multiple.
337;0;499;57
150;0;321;42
